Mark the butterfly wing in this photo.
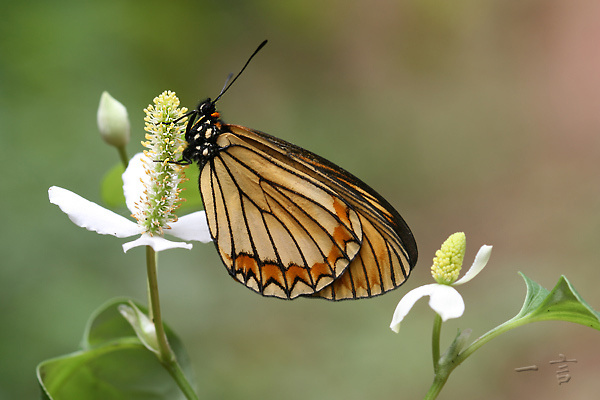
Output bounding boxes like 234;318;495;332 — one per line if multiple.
200;126;364;299
227;125;418;300
200;124;417;300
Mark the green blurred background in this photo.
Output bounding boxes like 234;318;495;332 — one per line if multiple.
2;0;599;398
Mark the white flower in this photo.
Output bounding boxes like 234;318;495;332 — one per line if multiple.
390;234;492;333
49;154;211;252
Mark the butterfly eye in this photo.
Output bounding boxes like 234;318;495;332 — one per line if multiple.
199;101;214;116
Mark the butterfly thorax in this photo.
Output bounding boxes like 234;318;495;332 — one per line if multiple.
182;98;224;169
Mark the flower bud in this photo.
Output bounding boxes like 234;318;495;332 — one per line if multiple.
97;91;130;148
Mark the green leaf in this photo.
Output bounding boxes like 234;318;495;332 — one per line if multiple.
37;298;194;400
512;273;600;329
101;163;126;208
454;273;600;372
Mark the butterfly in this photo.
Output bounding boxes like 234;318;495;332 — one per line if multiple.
178;40;417;300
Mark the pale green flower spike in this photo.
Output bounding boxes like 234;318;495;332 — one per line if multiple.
431;232;466;285
97;91;130;148
134;91;189;236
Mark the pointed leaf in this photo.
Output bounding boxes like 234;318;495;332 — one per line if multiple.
37;298;194;400
513;273;600;329
513;273;551;319
37;339;182;400
83;297;143;348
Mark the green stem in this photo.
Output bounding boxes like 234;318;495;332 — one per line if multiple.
424;314;445;399
146;246;172;363
423;374;449;400
145;246;198;400
455;317;528;365
423;316;529;400
431;314;442;373
117;145;129;168
164;360;199;400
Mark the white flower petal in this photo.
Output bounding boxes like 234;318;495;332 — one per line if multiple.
390;284;436;332
168;211;212;242
454;245;493;285
49;186;142;238
390;284;465;333
427;284;465;321
122;153;148;214
122;233;193;253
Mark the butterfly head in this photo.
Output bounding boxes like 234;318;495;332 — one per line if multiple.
196;98;218;119
181;40;267;167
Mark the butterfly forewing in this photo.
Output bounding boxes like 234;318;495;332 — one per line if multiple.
200;130;363;299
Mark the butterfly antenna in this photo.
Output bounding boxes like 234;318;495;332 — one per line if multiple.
213;39;268;104
219;72;234;96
